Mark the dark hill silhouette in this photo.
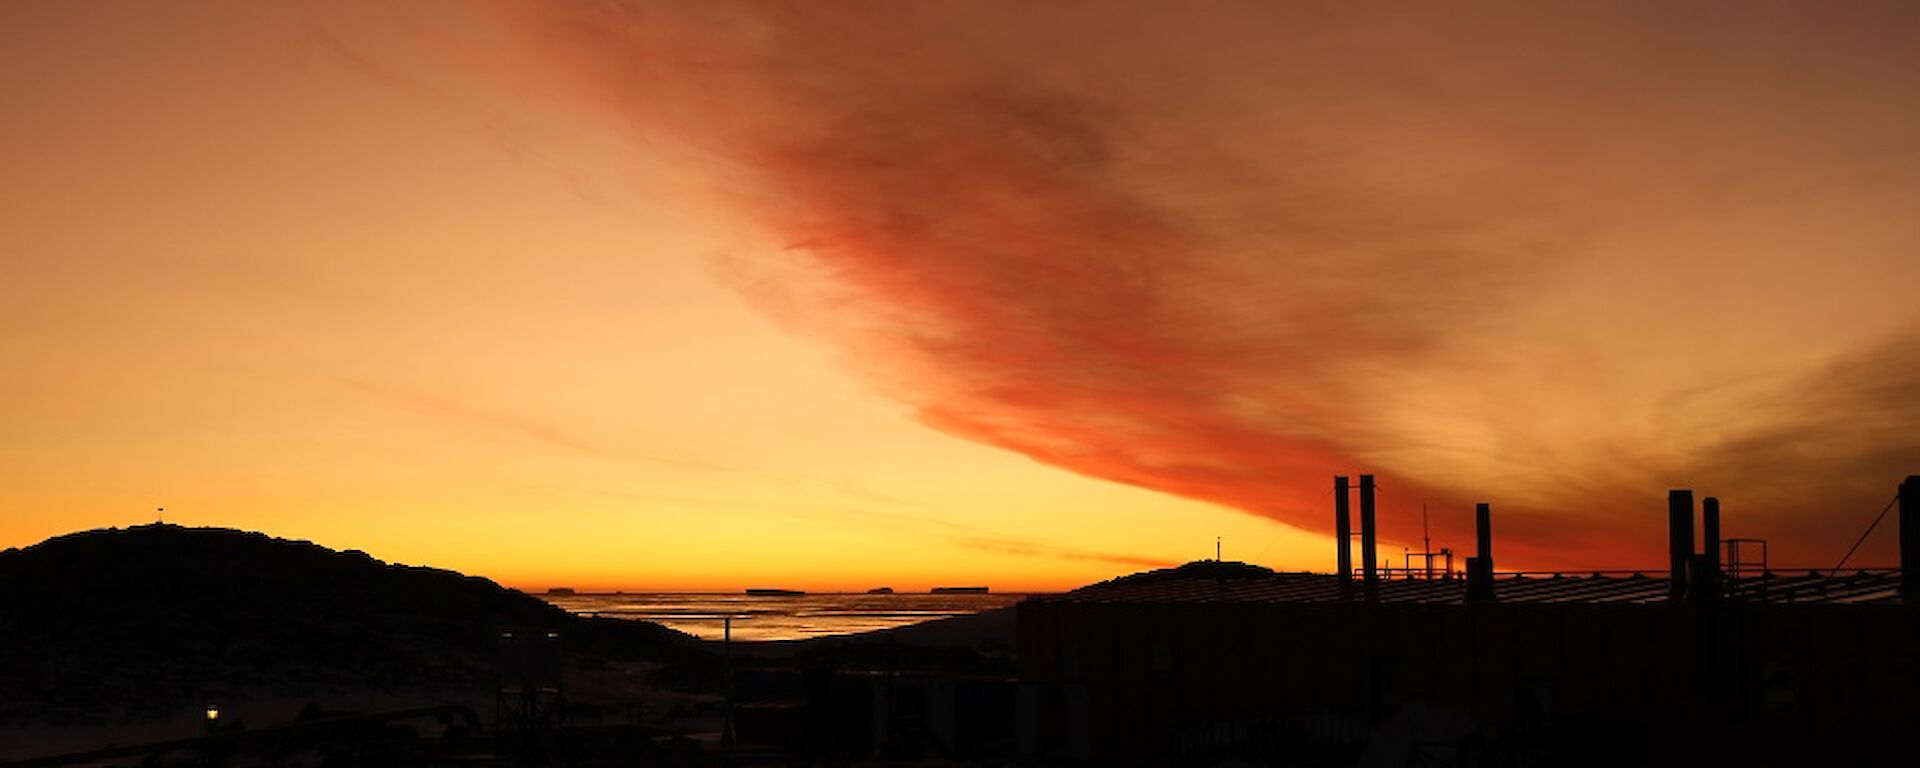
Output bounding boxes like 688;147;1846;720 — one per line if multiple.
1093;559;1278;587
0;524;707;724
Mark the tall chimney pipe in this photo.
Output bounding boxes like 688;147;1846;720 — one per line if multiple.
1360;474;1378;600
1475;503;1492;564
1467;502;1495;603
1335;476;1352;596
1701;497;1721;593
1901;476;1919;604
1668;490;1694;601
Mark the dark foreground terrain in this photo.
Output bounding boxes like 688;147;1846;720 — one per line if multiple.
0;525;1018;766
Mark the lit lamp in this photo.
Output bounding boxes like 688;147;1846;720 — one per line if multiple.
205;704;220;734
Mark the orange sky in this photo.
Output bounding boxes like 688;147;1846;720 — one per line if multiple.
4;2;1919;590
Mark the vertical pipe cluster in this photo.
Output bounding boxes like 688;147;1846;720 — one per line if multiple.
1668;490;1694;602
1360;475;1378;601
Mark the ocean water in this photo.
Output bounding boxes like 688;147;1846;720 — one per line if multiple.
537;591;1031;642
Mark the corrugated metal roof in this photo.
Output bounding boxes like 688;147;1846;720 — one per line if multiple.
1033;566;1904;606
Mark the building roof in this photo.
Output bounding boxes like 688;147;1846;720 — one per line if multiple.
1033;561;1904;606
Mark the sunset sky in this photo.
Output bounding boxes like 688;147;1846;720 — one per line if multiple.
4;1;1918;590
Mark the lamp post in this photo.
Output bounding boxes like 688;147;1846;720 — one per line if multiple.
204;703;220;734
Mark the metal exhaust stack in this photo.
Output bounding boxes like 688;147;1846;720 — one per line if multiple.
1360;474;1378;601
1335;476;1352;598
1668;490;1694;602
1902;476;1920;604
1701;497;1721;574
1466;502;1495;604
1699;497;1721;599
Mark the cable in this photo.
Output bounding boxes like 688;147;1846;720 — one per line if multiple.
1830;494;1899;576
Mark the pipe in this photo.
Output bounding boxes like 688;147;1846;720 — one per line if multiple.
1669;490;1694;601
1712;499;1728;583
1360;474;1378;600
1475;502;1492;564
1335;476;1352;592
1467;503;1495;603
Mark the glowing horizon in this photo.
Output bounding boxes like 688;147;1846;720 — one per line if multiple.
4;1;1919;590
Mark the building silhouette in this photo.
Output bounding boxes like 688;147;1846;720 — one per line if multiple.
1015;476;1920;766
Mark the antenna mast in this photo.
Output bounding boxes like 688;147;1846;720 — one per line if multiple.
1422;504;1431;579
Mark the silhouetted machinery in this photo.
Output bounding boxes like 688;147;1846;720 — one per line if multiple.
1018;475;1920;766
496;627;566;742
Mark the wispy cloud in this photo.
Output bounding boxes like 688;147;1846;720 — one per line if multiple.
339;377;611;456
338;378;758;479
488;1;1920;567
601;487;1170;570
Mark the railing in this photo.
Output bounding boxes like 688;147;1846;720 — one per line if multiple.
1342;566;1902;584
1348;568;1666;580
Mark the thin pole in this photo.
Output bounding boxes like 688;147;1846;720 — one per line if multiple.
1422;504;1431;579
